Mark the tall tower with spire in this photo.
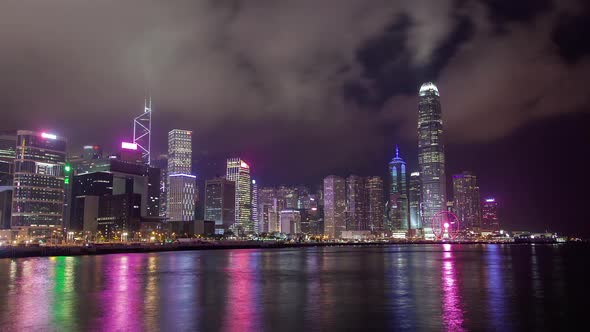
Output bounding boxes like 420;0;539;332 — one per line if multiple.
134;97;152;164
388;145;409;232
418;82;447;237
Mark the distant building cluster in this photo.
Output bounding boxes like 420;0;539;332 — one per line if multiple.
0;83;503;244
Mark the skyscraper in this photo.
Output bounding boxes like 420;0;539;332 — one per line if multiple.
251;179;259;233
452;171;482;230
0;131;16;229
151;155;168;218
323;175;346;238
418;82;447;236
346;175;369;231
409;172;422;230
481;198;499;231
388;146;409;231
365;176;384;232
133;97;152;164
11;131;67;229
166;130;195;222
204;177;236;234
226;158;252;233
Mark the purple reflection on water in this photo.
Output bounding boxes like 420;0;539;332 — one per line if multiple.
99;255;142;331
442;245;465;331
222;250;261;332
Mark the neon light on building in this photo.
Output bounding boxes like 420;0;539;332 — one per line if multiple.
41;132;57;140
121;142;138;150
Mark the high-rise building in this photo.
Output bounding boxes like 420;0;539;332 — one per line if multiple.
151;155;168;217
251;180;259;232
452;171;482;230
226;158;252;233
167;130;192;175
409;172;422;230
204;177;236;234
0;131;16;229
418;82;447;236
280;210;301;235
11;131;67;229
133;97;152;164
167;130;195;222
258;187;280;233
481;198;499;231
323;175;346;238
346;175;369;231
388;146;409;231
365;176;384;232
277;186;298;209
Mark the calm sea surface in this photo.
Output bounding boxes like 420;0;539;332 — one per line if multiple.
0;244;587;331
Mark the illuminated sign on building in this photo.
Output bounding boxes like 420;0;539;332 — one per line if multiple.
121;142;138;150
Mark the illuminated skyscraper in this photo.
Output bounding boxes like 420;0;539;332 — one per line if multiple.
251;180;259;233
0;131;16;229
166;129;195;221
323;175;346;238
346;175;369;231
133;97;152;164
418;82;447;235
388;146;409;231
11;131;67;229
409;172;422;230
226;158;252;233
481;198;499;231
452;171;482;230
365;176;384;232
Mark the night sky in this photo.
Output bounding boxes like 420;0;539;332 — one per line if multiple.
1;1;589;236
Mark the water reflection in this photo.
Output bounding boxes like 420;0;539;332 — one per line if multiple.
441;244;465;331
0;245;585;331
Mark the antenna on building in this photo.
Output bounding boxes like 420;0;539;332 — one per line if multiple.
133;95;152;164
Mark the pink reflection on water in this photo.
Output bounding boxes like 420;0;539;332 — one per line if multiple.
100;255;142;331
223;250;260;332
441;246;465;331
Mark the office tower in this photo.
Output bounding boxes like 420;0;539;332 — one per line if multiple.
0;131;16;229
280;210;301;235
82;145;103;161
70;157;160;235
226;158;252;233
251;180;259;232
388;146;409;231
11;131;67;229
167;130;195;222
258;187;279;233
151;155;168;217
133;97;152;164
409;172;422;230
323;175;346;238
418;82;447;235
365;176;384;232
204;177;236;234
277;186;298;209
346;175;369;231
452;171;482;230
481;198;499;231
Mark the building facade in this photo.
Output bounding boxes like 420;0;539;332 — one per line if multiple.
323;175;346;238
167;130;195;222
204;177;236;234
346;175;369;231
365;176;384;232
226;158;252;233
481;198;499;231
452;171;482;230
388;146;409;231
11;131;67;229
409;171;422;230
418;82;447;235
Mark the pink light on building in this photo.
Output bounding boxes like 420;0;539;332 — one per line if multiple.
41;132;57;140
240;161;249;168
121;142;138;150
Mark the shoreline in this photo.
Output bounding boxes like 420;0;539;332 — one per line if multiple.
0;239;567;259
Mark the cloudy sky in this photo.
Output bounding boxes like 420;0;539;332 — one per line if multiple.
1;0;589;234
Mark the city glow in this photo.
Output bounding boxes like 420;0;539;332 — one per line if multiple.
41;132;57;139
121;142;138;150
